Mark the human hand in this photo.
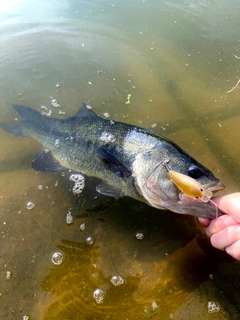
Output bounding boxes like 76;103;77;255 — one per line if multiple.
198;193;240;260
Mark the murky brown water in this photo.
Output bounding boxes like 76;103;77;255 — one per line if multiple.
1;1;240;319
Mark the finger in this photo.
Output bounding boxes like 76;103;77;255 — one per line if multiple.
197;217;210;228
210;225;240;250
213;193;240;219
225;240;240;260
205;215;238;237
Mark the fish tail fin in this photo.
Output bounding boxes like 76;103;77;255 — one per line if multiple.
0;105;47;137
0;121;24;136
13;104;47;135
12;104;44;123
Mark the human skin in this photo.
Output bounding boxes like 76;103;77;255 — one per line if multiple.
198;193;240;260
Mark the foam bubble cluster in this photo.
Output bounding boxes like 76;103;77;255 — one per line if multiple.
208;301;220;314
69;174;85;195
100;132;116;143
136;232;144;240
103;112;110;118
66;210;73;224
51;98;61;108
41;105;53;117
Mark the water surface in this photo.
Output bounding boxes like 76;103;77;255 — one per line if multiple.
1;1;240;319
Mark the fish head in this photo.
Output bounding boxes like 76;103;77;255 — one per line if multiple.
132;145;225;219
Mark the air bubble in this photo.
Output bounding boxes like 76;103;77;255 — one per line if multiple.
136;232;144;240
86;236;94;245
66;211;73;224
152;301;158;310
52;252;63;265
110;275;124;286
92;272;99;280
6;271;12;280
55;139;60;147
26;202;35;210
208;301;220;314
143;307;150;314
80;223;85;231
93;288;105;304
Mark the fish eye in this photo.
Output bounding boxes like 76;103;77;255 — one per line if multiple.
188;166;203;179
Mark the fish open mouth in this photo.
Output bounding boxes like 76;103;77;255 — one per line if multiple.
202;180;225;193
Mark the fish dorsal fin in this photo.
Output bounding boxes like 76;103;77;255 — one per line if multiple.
67;103;100;121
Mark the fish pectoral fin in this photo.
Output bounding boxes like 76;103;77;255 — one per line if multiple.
97;147;132;178
96;182;123;199
32;150;67;172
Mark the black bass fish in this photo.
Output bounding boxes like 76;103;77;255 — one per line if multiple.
0;103;225;218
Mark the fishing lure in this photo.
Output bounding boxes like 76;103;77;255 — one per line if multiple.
168;170;212;202
168;169;240;223
168;169;222;218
